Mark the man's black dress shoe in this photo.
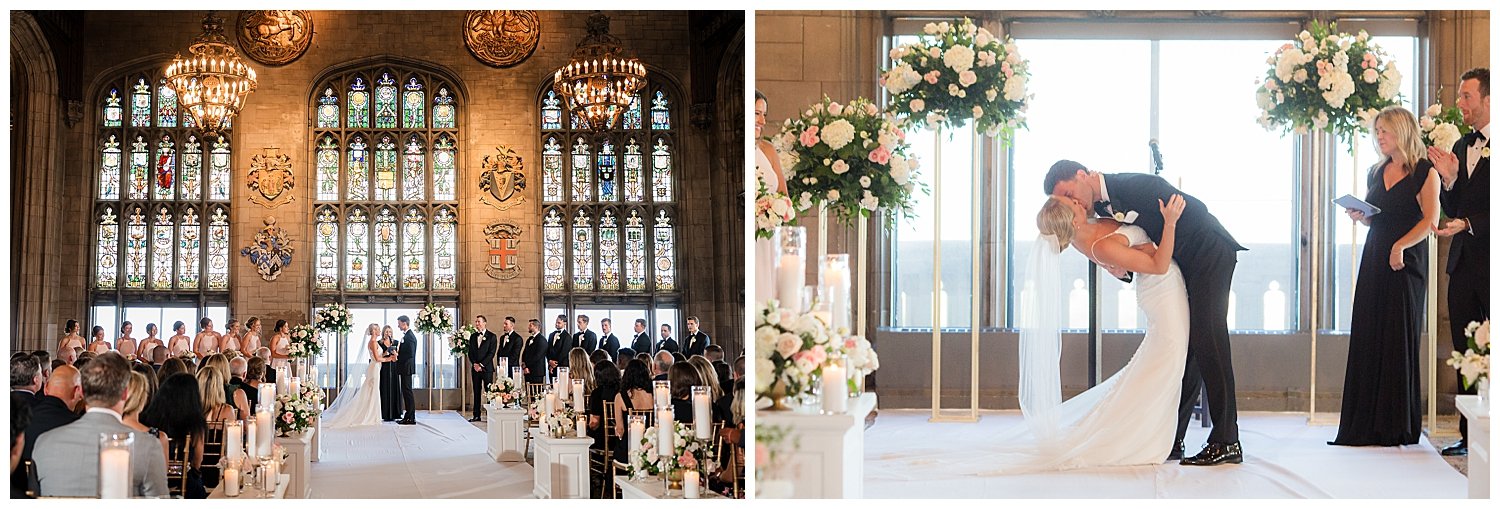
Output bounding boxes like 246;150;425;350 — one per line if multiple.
398;419;416;425
1440;440;1467;456
1166;441;1185;461
1181;441;1243;466
468;416;482;422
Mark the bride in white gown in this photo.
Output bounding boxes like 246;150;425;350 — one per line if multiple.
323;323;390;428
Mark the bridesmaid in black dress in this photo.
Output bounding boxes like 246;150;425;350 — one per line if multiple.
1331;106;1441;446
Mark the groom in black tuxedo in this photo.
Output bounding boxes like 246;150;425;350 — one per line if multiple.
396;316;418;425
1047;160;1246;466
497;316;524;378
466;315;498;422
546;314;574;377
521;319;548;384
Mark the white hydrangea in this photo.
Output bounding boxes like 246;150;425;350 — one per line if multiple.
889;155;911;185
1003;76;1025;101
860;191;879;211
943;45;976;73
1320;70;1354;108
1378;64;1402;100
1430;123;1463;152
1275;49;1304;82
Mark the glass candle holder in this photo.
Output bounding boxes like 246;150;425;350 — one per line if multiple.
775;226;807;310
498;358;509;378
571;379;585;414
98;432;133;499
653;379;671;409
556;367;570;402
821;254;852;332
510;366;523;385
691;386;712;439
627;413;646;456
821;355;849;414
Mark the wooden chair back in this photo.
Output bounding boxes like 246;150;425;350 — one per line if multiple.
165;434;195;498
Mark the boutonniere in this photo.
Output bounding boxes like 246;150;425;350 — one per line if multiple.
1112;210;1140;224
1483;146;1490;158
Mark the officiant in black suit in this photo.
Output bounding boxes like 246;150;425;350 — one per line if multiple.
574;315;599;353
497;316;524;377
546;314;574;377
598;318;621;361
396;316;418;424
630;318;652;355
466;315;498;422
1428;67;1489;457
683;316;711;357
521;319;548;384
379;328;399;422
1047;160;1246;466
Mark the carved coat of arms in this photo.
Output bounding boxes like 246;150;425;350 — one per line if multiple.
485;222;522;280
237;10;315;67
248;148;294;208
240;216;294;281
463;10;541;68
479;145;527;211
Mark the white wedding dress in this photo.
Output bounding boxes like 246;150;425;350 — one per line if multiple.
322;336;384;428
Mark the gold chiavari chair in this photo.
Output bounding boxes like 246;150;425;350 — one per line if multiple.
522;383;551;459
589;400;616;498
165;434;195;498
200;420;226;489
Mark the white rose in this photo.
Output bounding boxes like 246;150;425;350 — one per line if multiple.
972;105;984;119
1420;116;1435;131
831;160;850;174
976;31;991;47
826;189;840;201
943;45;976;73
923;22;938;35
1426;103;1443;118
865;103;879;116
958;70;978;87
948;83;961;96
859;176;871;188
1313;110;1329;130
986;88;998;102
775;333;801;358
889;156;910;185
1293;68;1309;83
910;99;925;112
860;193;879;211
925;112;940;125
829;102;843;116
937;22;950;33
1363;68;1379;84
1476;321;1490;349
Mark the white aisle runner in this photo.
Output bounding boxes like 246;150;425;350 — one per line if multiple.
312;411;534;498
865;411;1466;498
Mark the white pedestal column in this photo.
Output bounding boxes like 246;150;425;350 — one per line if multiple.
486;406;528;462
309;417;320;462
531;433;595;499
273;432;313;499
1456;395;1489;499
756;392;876;498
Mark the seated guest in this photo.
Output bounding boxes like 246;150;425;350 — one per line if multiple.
230;357;257;413
255;347;278;388
705;345;732;389
23;365;81;462
33;352;168;497
652;351;674;381
12;392;32;499
73;350;96;370
140;373;206;498
668;363;702;423
588;349;611;368
196;367;235;490
130;363;158;401
120;372;167;468
157;357;190;381
11;353;43;403
149;341;169;371
201;354;250;419
732;355;744;382
244;357;267;412
688;356;731;423
611;359;655;463
617;348;636;366
30;352;52;391
48;359;65;374
568;348;595;393
587;361;621;451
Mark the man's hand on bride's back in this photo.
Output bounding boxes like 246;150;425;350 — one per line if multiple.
1158;194;1186;226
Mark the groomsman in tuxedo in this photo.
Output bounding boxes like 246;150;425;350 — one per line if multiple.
598;318;621;361
574;315;599;353
1429;67;1489;457
656;324;680;354
521;319;548;384
396;316;418;425
630;318;653;355
546;314;574;376
497;317;524;377
466;315;498;422
683;316;711;357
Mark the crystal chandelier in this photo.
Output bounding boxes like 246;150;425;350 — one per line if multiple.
553;12;647;131
164;12;258;135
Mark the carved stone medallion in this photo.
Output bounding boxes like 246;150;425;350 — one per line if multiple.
248;147;294;208
484;223;523;280
240;216;294;282
478;145;528;211
236;10;315;67
463;10;541;68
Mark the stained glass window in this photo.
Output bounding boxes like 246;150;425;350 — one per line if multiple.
178;207;200;289
156;82;178;128
433;87;456;129
542;77;676;297
348;77;370;128
180;136;201;201
571;137;593;202
94;70;230;297
313;65;461;295
403;77;425;128
316;136;339;201
315;206;339;290
317;88;339;128
598;139;618;201
403;135;425;201
402;207;426;290
374;72;399;129
154;135;176;201
100;135;122;200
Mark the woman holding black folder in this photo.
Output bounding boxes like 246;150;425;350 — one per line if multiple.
1331;106;1440;447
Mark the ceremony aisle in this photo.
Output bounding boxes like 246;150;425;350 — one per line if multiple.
311;411;534;498
864;411;1466;498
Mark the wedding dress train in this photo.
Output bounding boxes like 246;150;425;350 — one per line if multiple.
322;336;384;428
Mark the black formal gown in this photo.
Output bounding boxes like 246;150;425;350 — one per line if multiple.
1331;159;1433;446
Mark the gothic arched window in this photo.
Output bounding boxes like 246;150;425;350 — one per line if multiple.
539;76;679;322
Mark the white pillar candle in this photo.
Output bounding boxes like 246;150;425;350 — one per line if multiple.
628;418;645;455
498;358;509;378
98;445;131;498
289;377;300;400
224;420;243;465
245;419;257;464
255;410;274;457
653;380;670;409
821;364;848;414
556;367;570;402
691;386;711;439
776;254;805;309
575;417;586;438
656;408;674;458
263;457;278;492
224;468;240;497
684;470;701;499
277;369;288;395
824;257;851;331
259;383;277;412
571;379;585;414
544;392;556;418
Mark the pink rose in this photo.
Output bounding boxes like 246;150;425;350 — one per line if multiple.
868;146;891;164
282;412;294;423
1001;62;1013;78
678;452;698;469
799;126;821;147
924;71;940;84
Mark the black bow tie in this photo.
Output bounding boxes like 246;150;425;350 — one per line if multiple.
1093;200;1112;217
1475;131;1488;143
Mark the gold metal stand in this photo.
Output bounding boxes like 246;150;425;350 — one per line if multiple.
930;126;980;423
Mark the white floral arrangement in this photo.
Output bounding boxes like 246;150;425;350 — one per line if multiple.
415;303;453;334
274;390;321;435
840;335;880;375
882;18;1030;138
1446;320;1490;390
1419;101;1471;152
754;298;837;401
449;324;477;356
484;375;523;409
176;349;198;361
632;421;718;479
1256;21;1402;145
313;303;353;334
776;96;925;228
287;324;322;359
544;406;580;438
755;178;797;240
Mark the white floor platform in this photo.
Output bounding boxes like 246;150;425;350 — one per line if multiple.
865;410;1466;498
310;411;534;498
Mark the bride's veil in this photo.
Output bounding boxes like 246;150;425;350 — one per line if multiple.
323;331;372;423
1018;234;1065;450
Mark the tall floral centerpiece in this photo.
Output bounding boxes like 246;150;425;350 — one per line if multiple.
881;18;1031;138
449;324;477;356
1256;21;1402;145
1419;101;1471;151
313;303;352;335
755;299;836;409
776;96;923;228
1447;320;1490;402
415;303;453;334
287;324;322;359
632;421;718;488
275;382;324;436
